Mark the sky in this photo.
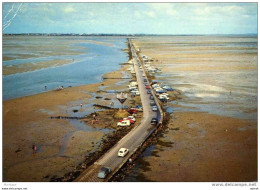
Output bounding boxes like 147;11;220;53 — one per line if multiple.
2;2;258;34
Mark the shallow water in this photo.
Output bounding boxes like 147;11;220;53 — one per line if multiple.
3;36;128;100
124;35;258;182
151;35;258;121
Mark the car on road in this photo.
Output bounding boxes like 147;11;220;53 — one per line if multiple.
150;100;156;106
145;85;150;89
151;118;158;125
144;79;147;82
150;95;154;100
97;167;111;179
152;105;158;111
147;90;151;94
118;148;129;157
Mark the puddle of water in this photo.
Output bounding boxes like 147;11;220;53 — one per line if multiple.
38;108;55;115
237;127;246;131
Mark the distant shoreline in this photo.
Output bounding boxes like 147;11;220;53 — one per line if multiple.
2;33;257;37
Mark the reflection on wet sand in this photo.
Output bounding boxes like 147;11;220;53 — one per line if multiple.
124;35;257;182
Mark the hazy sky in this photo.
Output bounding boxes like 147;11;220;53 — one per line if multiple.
2;2;257;34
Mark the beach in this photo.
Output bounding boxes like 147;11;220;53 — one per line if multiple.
123;35;257;182
3;35;257;182
3;36;145;182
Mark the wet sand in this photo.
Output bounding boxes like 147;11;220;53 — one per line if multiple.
135;111;257;182
126;35;258;182
3;59;73;75
3;62;139;182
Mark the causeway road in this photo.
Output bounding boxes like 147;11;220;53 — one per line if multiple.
74;39;162;182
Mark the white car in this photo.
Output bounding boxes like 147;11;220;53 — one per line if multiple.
159;94;169;100
152;105;158;111
117;120;131;127
131;90;140;95
127;116;136;122
118;148;129;157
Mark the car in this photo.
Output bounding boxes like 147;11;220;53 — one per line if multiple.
118;148;129;157
127;116;136;122
144;82;149;86
159;97;168;102
150;100;156;106
151;118;158;125
97;167;111;179
119;118;135;124
147;90;151;94
133;105;143;111
151;81;158;85
117;120;131;127
143;79;147;82
150;95;154;100
131;90;140;95
162;86;174;91
152;105;158;111
145;85;150;89
128;108;137;114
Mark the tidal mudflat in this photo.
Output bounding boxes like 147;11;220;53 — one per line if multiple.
124;35;257;182
3;36;142;182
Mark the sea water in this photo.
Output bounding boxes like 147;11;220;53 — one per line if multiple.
3;36;128;100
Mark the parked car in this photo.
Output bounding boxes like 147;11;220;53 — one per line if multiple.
146;85;150;89
97;167;111;179
131;90;140;95
159;97;168;103
133;105;143;111
117;120;131;127
151;81;158;85
118;148;129;157
147;90;151;94
127;116;136;122
151;118;158;125
152;105;158;111
150;95;154;100
144;79;147;82
128;108;137;114
162;86;174;91
119;118;135;124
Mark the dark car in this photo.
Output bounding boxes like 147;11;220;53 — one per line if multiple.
147;90;151;94
159;97;168;103
97;167;111;179
150;100;156;106
128;108;137;114
151;118;158;125
144;79;147;82
150;95;154;100
151;81;158;85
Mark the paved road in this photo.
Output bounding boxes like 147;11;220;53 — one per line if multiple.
75;39;161;182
